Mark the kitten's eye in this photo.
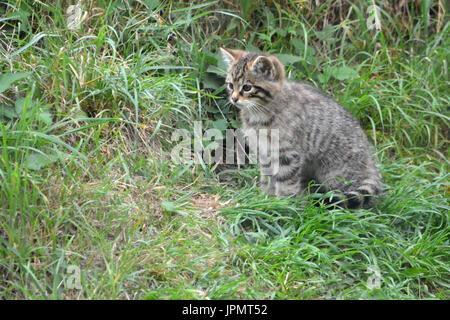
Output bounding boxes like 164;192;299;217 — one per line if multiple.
242;84;252;92
227;83;234;90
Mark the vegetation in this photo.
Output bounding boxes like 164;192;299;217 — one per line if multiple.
0;0;448;299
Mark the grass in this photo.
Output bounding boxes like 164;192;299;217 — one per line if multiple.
0;0;448;299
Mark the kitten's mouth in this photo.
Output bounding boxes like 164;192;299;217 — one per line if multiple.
231;100;248;109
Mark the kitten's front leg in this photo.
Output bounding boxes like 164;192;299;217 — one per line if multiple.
259;145;277;195
274;179;302;197
272;153;303;197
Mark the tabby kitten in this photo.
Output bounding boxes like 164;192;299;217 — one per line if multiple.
220;48;382;209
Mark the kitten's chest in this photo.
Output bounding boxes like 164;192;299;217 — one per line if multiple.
241;115;286;165
241;111;289;145
241;109;277;128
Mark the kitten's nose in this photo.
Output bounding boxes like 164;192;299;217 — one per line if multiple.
232;97;238;103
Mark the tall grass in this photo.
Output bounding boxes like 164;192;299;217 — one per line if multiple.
0;0;448;299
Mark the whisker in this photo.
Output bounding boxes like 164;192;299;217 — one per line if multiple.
249;101;271;114
224;101;233;108
253;104;263;114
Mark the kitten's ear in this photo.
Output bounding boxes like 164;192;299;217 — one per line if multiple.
220;48;242;67
250;55;285;82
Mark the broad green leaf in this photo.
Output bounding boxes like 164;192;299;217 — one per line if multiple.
143;0;160;10
202;72;222;90
0;104;18;119
328;66;358;81
315;25;336;41
6;6;31;33
276;54;303;65
291;38;316;56
161;201;176;212
291;38;305;54
206;65;226;76
205;104;221;113
39;110;53;125
276;28;287;37
257;33;271;42
71;106;89;119
161;201;185;215
26;152;58;171
14;97;32;115
0;72;31;94
212;119;228;131
317;73;330;84
226;19;239;33
230;119;240;129
245;43;259;52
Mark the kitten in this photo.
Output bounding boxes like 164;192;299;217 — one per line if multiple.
220;48;383;209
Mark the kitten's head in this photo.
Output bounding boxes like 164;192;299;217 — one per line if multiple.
220;48;285;109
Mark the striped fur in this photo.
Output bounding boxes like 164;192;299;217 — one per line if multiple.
221;48;383;209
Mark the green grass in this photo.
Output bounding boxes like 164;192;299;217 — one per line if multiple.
0;0;448;299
